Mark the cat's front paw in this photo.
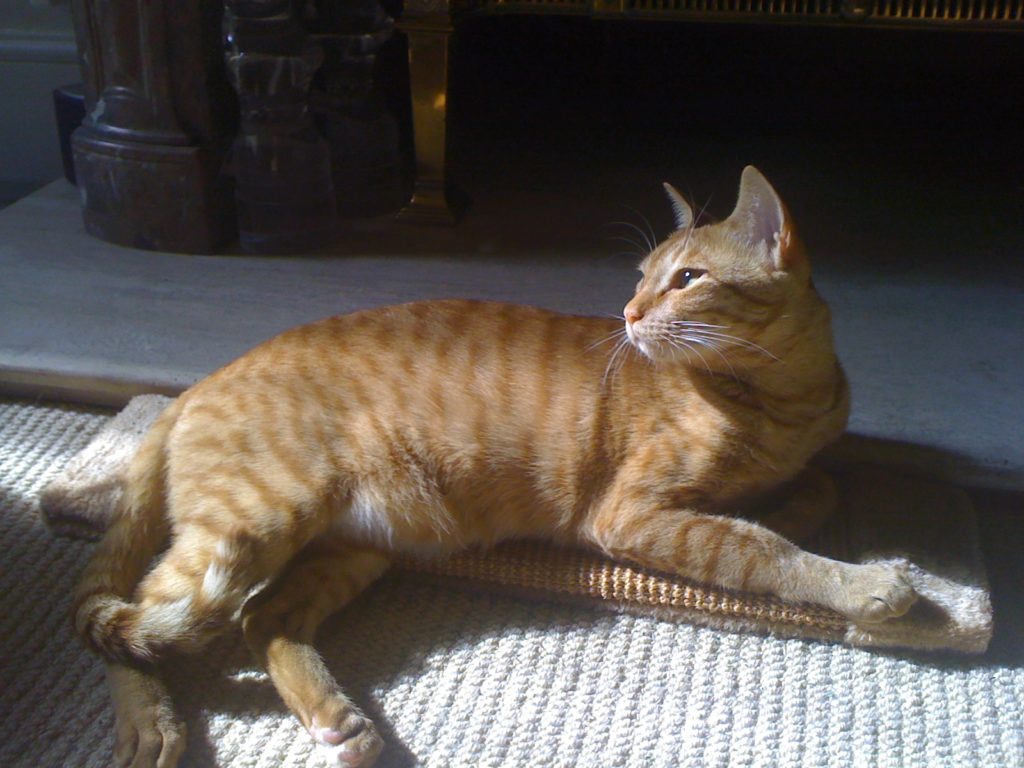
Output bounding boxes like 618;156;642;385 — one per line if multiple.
841;561;918;624
310;707;383;767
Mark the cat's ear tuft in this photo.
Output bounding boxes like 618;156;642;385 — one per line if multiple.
662;182;693;232
729;166;797;271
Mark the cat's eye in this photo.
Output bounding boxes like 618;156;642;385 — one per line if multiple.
670;268;706;290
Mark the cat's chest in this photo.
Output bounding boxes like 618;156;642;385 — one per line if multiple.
649;397;811;502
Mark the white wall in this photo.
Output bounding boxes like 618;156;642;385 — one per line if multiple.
0;2;80;205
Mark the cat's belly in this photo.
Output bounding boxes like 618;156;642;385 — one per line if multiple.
325;464;588;557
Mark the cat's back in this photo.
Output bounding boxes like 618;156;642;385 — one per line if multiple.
190;299;605;382
255;299;612;362
295;299;618;386
177;300;621;453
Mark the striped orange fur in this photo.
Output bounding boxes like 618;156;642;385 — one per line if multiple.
73;167;916;768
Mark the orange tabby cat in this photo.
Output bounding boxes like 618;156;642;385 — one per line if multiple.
73;167;916;768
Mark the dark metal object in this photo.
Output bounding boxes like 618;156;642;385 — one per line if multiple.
52;84;85;186
69;0;236;253
397;0;1023;223
396;1;457;224
306;0;407;218
457;0;1022;26
224;0;337;254
841;0;873;21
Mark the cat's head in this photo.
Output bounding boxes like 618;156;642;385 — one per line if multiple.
623;166;822;372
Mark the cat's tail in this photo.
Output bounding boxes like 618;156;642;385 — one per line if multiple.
72;396;185;661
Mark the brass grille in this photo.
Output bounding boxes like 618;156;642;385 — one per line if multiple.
872;0;1023;21
627;0;840;16
460;0;1024;25
463;0;592;12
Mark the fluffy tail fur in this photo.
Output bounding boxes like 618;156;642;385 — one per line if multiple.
72;396;184;662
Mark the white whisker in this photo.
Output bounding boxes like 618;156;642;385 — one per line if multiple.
669;336;714;376
692;332;780;362
669;322;780;361
694;196;714;227
624;206;659;253
677;334;739;380
602;336;632;388
671;321;728;330
608;221;654;254
587;326;628;352
606;235;649;257
678;196;713;253
614;342;634;380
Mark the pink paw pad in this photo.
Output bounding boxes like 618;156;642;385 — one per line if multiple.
312;727;346;746
310;727;371;766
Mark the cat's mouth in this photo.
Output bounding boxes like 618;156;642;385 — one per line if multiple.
624;321;656;360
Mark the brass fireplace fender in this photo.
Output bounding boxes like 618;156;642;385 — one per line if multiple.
395;0;1023;224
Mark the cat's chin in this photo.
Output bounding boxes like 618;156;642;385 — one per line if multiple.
625;324;653;361
636;340;702;368
630;338;661;363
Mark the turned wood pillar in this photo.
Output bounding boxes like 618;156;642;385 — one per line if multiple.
70;0;236;253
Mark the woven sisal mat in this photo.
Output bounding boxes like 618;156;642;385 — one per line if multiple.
39;395;992;654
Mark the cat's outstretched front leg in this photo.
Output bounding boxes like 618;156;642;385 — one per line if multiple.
242;538;391;768
584;490;917;624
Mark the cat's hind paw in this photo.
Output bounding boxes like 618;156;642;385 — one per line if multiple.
107;665;187;768
311;709;383;767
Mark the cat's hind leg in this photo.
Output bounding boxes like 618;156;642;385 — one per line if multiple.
80;522;302;662
241;536;392;768
105;662;185;768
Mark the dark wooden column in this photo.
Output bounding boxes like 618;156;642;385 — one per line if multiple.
70;0;236;253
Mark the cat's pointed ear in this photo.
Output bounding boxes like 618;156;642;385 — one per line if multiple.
728;166;798;271
662;182;693;232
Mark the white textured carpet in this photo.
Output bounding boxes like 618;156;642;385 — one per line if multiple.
1;399;1023;768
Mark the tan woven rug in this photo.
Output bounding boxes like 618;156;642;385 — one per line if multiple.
39;395;992;654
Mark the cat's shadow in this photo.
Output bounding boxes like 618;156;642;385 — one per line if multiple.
169;556;1024;768
165;577;618;767
819;434;1024;667
166;436;1024;767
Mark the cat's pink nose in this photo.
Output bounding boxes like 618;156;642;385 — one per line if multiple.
625;306;644;325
